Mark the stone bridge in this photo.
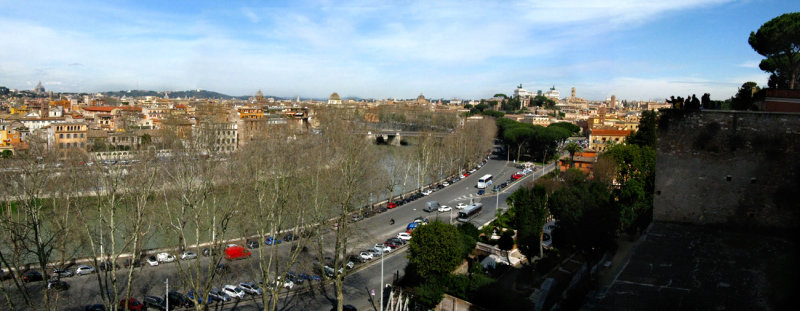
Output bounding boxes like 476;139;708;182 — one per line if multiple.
361;130;452;145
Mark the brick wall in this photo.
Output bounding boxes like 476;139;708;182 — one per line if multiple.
654;110;800;229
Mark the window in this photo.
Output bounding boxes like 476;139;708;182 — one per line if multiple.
59;134;63;138
81;133;84;138
66;133;71;139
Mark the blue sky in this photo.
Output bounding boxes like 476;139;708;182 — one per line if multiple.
0;0;798;101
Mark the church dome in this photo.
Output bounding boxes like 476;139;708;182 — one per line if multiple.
329;92;341;101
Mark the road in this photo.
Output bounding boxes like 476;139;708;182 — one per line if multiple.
1;153;556;311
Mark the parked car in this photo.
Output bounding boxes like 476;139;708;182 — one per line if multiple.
421;189;433;196
208;288;232;302
85;304;106;311
477;189;485;195
511;173;523;180
47;279;70;291
52;268;73;278
386;237;406;246
75;265;96;276
143;296;166;310
442;181;450;187
322;266;343;278
187;290;211;304
156;252;176;263
368;247;384;256
359;251;374;261
224;245;251;260
438;205;452;212
406;222;418;233
146;256;159;266
122;258;141;268
374;244;392;253
239;282;263;295
283;233;299;241
222;285;245;299
275;276;294;289
286;271;304;284
387;202;398;209
383;240;400;249
246;239;260;249
166;291;194;309
265;236;282;245
180;251;197;260
119;297;145;311
299;272;319;281
99;260;120;271
397;232;412;241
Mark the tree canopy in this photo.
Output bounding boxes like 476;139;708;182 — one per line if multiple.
531;95;556;109
507;185;549;261
748;12;800;89
496;118;571;162
408;221;463;279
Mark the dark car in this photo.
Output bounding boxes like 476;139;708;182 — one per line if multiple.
167;291;194;309
119;297;145;311
122;258;142;268
246;239;260;249
98;260;119;271
215;263;230;274
143;296;166;310
283;233;299;241
386;237;406;246
477;189;485;195
22;270;43;282
47;279;70;291
286;271;304;284
85;304;106;311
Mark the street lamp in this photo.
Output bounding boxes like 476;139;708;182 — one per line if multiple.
379;250;384;311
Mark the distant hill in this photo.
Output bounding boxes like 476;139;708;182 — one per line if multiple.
102;89;246;99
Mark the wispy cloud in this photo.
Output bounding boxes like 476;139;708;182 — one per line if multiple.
0;0;775;99
737;60;760;68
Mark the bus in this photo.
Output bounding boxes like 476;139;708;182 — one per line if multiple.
457;203;483;222
477;174;493;189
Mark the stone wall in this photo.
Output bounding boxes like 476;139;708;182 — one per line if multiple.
654;110;800;229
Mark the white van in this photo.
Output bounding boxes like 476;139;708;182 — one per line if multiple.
424;201;440;213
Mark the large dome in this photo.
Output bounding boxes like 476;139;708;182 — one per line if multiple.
329;92;341;101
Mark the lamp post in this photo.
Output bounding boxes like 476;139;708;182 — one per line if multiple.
165;278;169;311
379;250;384;311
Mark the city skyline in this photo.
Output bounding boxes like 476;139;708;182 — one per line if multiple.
1;0;797;101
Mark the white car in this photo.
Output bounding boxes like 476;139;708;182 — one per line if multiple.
222;285;245;299
359;251;374;261
469;168;477;173
239;282;263;295
397;232;412;241
180;251;197;260
438;205;452;212
421;189;433;196
156;252;176;263
456;203;467;209
146;256;159;266
374;244;392;253
275;276;294;289
75;265;95;276
442;181;450;187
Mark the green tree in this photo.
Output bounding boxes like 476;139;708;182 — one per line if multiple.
564;142;582;168
414;280;445;309
548;174;617;252
493;93;508;99
606;143;656;233
626;110;657;148
732;81;762;110
1;150;12;159
531;95;556;109
457;223;479;258
141;133;152;145
748;12;800;89
548;122;581;135
509;185;549;260
408;221;463;279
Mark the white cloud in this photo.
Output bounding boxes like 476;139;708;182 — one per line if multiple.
737;60;761;68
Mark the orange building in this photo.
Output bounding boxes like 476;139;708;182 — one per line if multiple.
589;129;632;152
238;107;264;120
559;151;598;175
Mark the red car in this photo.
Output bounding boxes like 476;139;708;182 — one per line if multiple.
387;202;398;209
511;174;523;180
120;297;145;311
224;245;251;260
